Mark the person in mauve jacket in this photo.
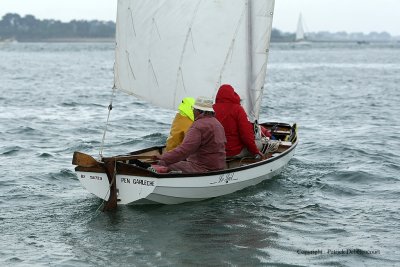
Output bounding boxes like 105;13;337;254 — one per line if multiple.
213;84;264;158
156;96;227;174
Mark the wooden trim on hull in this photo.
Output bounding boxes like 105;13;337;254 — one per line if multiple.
73;122;298;207
76;146;295;205
75;139;297;178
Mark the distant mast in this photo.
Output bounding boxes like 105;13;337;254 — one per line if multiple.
295;13;305;42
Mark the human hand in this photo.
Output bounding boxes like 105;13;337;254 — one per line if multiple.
152;155;161;161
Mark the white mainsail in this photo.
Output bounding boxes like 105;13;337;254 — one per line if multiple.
295;13;305;42
114;0;275;122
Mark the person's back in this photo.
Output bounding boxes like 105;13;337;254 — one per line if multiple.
185;114;226;171
165;97;195;151
213;84;261;157
158;97;226;173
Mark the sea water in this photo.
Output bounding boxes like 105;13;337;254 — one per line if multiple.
0;42;399;266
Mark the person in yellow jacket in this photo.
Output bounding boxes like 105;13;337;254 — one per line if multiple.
165;97;195;151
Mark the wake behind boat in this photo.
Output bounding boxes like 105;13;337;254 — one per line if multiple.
72;0;298;210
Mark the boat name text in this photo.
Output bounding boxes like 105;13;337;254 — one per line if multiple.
210;173;237;184
121;177;154;186
80;174;102;181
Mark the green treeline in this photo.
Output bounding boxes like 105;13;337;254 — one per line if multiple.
0;13;115;41
1;13;396;42
1;13;296;42
271;28;294;42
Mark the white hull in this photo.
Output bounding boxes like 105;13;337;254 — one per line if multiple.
77;143;296;205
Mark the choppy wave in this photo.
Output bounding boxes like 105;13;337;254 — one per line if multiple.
1;146;23;156
0;42;399;266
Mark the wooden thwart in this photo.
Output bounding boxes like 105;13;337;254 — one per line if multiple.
103;154;156;162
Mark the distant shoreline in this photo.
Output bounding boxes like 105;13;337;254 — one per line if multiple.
2;38;398;44
10;38;115;43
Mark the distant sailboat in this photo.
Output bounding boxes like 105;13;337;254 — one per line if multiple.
295;13;306;42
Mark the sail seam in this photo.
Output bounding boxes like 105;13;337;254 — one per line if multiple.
149;59;159;87
126;50;136;80
152;18;162;40
128;7;137;37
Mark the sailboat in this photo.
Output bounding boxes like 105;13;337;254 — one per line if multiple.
72;0;298;210
295;13;306;42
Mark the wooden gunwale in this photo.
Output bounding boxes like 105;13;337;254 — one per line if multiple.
75;139;297;178
74;122;297;178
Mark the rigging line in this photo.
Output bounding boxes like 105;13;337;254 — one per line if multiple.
99;85;116;159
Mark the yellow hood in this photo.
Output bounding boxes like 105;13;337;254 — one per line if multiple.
178;97;195;121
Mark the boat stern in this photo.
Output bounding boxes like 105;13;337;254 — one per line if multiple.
76;171;110;200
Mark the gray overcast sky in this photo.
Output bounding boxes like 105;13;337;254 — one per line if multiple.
1;0;399;35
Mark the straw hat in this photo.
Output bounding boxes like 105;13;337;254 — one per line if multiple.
193;96;214;112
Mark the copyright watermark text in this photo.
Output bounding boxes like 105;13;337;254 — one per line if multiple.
297;249;380;255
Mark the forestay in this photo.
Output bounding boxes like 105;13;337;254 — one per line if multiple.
114;0;275;122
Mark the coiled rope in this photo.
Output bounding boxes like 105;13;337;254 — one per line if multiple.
263;140;280;154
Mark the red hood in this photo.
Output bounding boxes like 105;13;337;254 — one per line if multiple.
215;84;240;104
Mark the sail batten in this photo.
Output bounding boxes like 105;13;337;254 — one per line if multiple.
114;0;275;118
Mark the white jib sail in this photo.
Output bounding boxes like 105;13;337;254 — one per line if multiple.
114;0;275;122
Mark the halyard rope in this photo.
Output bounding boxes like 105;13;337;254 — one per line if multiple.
99;86;116;160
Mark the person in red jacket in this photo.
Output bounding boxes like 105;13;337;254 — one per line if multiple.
213;84;264;158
